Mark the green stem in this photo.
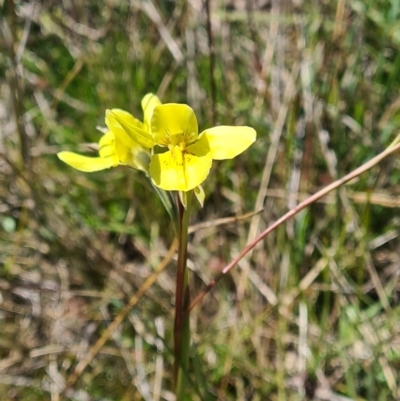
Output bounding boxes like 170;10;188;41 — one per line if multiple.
174;191;192;400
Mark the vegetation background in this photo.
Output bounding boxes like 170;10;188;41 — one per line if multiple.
1;0;400;400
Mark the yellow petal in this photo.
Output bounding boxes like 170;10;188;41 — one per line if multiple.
57;151;116;172
150;148;212;191
106;109;155;149
186;132;210;156
141;93;162;131
183;152;212;190
151;104;198;146
98;132;119;166
200;126;256;160
115;138;150;172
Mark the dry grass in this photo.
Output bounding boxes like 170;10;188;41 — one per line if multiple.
1;0;400;400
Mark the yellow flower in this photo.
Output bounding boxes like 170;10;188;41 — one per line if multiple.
149;104;256;191
57;93;161;173
58;95;256;199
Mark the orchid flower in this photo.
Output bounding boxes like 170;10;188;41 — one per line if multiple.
149;104;256;191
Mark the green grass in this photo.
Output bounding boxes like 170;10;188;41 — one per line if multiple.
1;0;400;400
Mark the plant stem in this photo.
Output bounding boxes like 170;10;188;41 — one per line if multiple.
174;191;192;399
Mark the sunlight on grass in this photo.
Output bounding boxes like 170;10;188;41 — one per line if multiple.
1;0;400;400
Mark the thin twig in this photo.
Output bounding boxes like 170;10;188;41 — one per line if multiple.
188;141;400;312
188;209;262;234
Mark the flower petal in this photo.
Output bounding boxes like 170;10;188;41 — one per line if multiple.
200;126;256;160
151;104;198;146
186;132;210;156
114;137;150;172
150;149;212;191
106;109;155;149
98;131;119;165
57;151;116;172
141;93;162;131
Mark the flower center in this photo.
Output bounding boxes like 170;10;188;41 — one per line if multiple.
167;133;187;153
169;141;185;149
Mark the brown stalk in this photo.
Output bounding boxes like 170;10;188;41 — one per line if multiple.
188;142;400;312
